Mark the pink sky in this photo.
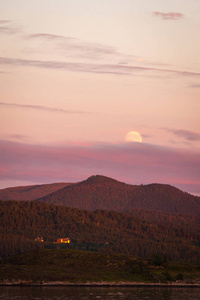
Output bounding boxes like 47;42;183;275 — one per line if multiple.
0;1;200;195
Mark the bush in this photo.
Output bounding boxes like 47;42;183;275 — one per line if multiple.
176;273;183;280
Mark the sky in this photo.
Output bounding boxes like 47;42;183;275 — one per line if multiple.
0;0;200;195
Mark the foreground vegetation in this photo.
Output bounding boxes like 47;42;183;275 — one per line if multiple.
1;249;200;284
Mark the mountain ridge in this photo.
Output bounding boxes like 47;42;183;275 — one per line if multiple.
36;175;200;216
0;175;199;215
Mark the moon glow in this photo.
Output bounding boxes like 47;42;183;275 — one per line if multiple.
125;131;142;143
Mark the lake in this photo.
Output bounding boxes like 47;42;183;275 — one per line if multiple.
0;286;200;300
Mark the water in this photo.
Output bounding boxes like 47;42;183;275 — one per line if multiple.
0;287;200;300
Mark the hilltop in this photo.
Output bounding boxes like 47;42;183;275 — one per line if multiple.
37;175;200;216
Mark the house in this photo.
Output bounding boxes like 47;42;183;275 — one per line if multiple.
35;237;44;242
57;238;70;244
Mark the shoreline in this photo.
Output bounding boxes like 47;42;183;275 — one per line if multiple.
1;281;200;288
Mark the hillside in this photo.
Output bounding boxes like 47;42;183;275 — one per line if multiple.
1;200;200;261
0;182;73;201
37;175;200;216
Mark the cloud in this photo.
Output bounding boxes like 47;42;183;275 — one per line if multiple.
0;20;10;24
0;56;200;77
7;134;29;141
153;12;184;20
27;33;75;41
0;19;192;73
25;32;176;69
0;102;91;115
190;84;200;88
167;129;200;141
26;33;119;60
3;24;136;63
0;56;127;75
0;140;199;195
0;20;21;35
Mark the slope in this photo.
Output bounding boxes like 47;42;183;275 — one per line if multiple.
0;182;73;201
37;175;200;215
1;200;200;261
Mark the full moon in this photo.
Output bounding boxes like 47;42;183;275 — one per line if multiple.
125;131;142;143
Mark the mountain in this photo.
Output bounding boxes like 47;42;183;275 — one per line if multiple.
37;175;200;216
0;182;73;201
1;175;199;215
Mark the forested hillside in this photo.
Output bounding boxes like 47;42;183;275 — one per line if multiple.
1;200;199;261
37;175;200;215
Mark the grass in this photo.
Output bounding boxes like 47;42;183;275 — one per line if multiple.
0;249;200;284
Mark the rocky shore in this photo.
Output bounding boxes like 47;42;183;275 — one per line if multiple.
1;280;200;288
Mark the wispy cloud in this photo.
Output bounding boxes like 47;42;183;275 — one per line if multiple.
153;12;184;20
3;24;136;63
25;32;170;68
167;129;200;141
6;134;30;142
26;33;120;60
0;140;199;194
189;84;200;88
27;33;75;41
0;20;10;24
0;56;200;77
0;20;186;70
0;102;91;114
0;19;21;35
